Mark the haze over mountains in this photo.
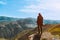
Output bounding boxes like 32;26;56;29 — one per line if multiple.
0;16;60;24
0;16;60;39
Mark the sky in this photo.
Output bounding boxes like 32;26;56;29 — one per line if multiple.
0;0;60;20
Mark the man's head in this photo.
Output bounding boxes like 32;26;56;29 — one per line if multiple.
38;13;41;16
38;13;43;19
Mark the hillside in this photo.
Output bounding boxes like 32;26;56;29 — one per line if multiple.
0;17;36;39
13;24;60;40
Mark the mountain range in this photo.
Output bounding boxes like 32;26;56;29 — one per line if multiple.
0;16;60;39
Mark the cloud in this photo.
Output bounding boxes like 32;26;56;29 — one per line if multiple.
18;0;60;20
19;5;40;13
0;1;6;5
19;0;60;13
18;4;46;13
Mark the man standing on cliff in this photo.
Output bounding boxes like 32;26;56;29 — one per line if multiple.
32;13;43;40
37;13;43;36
